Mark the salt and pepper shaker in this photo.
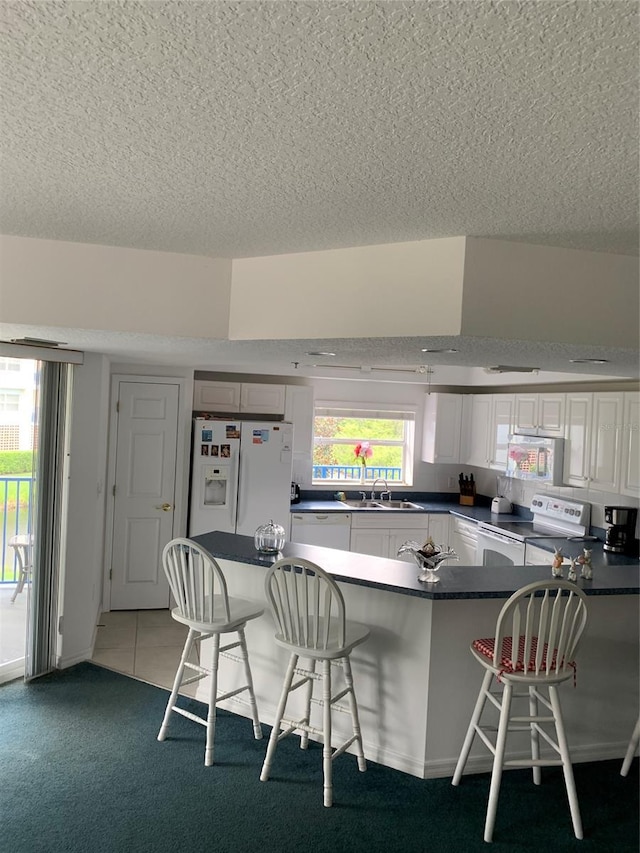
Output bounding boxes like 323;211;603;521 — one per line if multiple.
579;548;593;580
551;547;563;578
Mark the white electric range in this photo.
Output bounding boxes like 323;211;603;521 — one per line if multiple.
476;494;592;567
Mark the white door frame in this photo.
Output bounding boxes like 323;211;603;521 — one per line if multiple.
102;373;191;611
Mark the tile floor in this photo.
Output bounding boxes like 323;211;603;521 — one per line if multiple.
91;609;198;696
0;585;28;666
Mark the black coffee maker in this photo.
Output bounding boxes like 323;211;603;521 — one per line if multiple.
603;505;638;554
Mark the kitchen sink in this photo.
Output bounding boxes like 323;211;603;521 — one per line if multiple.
339;499;423;510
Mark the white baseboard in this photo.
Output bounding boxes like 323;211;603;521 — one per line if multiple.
0;658;25;685
56;648;94;670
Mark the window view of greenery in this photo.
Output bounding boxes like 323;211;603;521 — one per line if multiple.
313;415;411;483
0;356;38;585
0;451;34;583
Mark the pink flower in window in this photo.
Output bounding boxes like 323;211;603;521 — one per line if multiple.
354;441;373;467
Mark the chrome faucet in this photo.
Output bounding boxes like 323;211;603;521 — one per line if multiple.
370;478;389;501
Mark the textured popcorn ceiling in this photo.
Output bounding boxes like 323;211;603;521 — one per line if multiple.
0;1;638;379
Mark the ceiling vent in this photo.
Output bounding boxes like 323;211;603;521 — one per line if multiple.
9;337;68;347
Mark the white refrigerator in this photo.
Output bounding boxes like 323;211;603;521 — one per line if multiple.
188;418;293;537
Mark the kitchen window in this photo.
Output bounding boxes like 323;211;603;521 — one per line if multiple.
312;403;415;486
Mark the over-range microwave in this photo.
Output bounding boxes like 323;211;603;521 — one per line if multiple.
505;435;564;486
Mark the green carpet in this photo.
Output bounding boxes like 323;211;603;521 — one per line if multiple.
1;663;637;852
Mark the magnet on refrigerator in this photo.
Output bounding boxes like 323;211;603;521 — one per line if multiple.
188;418;293;537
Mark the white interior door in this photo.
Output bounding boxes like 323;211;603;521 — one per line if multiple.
109;380;180;609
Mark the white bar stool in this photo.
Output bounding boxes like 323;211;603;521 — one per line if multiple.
620;717;639;777
259;557;370;807
8;533;33;603
157;538;264;766
452;579;588;843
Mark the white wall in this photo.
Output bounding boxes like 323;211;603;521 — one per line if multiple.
0;235;233;339
290;376;456;493
470;464;639;535
230;237;467;339
3;234;637;355
461;238;640;348
57;358;195;665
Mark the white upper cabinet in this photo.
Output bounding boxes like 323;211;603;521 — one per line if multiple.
564;392;592;487
564;390;636;494
489;394;515;470
619;392;639;497
284;385;315;456
457;389;636;496
461;394;513;469
240;383;286;415
194;380;241;412
421;393;463;464
538;394;566;436
194;380;286;415
513;394;538;434
514;393;565;437
589;392;624;492
461;395;492;467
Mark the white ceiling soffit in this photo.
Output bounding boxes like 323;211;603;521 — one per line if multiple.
0;0;637;260
0;324;636;384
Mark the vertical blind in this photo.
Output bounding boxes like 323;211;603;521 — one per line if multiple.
25;361;71;681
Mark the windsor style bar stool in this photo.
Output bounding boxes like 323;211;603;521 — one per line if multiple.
157;538;264;766
452;579;588;843
259;557;370;807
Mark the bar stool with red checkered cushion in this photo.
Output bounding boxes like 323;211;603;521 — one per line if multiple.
451;579;588;843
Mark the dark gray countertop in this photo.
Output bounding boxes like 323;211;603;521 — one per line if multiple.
290;498;639;566
523;536;638;567
291;498;523;523
192;530;640;601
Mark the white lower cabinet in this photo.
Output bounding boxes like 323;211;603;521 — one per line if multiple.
525;544;554;567
448;515;479;566
349;513;449;561
425;514;450;549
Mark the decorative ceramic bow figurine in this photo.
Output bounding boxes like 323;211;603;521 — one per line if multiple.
397;538;458;584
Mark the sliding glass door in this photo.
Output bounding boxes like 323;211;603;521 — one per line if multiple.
0;357;37;683
0;356;72;683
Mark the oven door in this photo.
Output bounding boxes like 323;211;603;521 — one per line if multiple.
476;527;526;567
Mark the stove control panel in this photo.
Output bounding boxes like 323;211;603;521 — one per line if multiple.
530;494;591;529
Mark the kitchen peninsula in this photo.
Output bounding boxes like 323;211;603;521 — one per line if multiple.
192;530;639;780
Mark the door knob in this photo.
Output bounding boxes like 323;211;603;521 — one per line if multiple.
155;503;173;511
